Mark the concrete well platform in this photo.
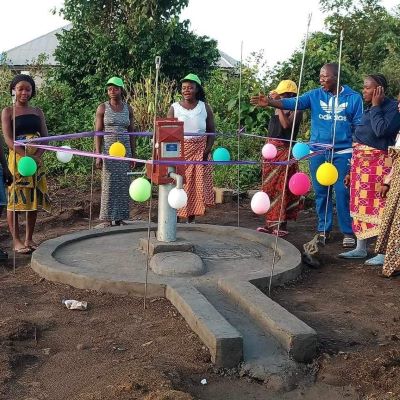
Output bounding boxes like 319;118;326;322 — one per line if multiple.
32;223;317;378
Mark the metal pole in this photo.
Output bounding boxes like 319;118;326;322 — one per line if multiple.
268;13;312;296
322;30;344;242
144;56;161;309
88;136;96;229
237;41;243;227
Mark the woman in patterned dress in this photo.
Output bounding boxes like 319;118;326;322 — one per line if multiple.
1;74;50;254
95;77;136;227
375;127;400;277
167;73;215;223
253;80;303;237
339;74;400;265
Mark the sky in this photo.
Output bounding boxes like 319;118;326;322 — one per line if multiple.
0;0;399;67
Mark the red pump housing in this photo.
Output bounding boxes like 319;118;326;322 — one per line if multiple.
146;118;185;185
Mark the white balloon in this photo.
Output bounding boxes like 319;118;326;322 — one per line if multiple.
168;188;188;209
56;146;73;163
250;191;271;215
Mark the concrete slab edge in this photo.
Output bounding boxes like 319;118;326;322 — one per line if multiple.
181;224;302;282
218;279;317;363
31;246;165;298
166;284;243;368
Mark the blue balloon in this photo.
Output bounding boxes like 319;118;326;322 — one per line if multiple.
292;142;310;160
212;147;231;161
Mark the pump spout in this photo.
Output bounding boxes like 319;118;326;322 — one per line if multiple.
169;172;183;189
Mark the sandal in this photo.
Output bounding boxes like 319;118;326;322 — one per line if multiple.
316;231;331;245
25;243;38;251
257;227;272;234
14;246;33;255
272;229;289;237
342;235;356;248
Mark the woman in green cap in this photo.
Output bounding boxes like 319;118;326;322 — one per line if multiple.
95;77;136;227
167;73;215;223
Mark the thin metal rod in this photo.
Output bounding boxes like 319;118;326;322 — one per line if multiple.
322;29;344;241
268;13;312;296
237;41;243;227
88;136;96;229
144;56;161;310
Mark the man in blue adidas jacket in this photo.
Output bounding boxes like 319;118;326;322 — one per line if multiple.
251;63;363;247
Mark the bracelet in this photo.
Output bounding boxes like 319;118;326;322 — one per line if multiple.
382;183;390;188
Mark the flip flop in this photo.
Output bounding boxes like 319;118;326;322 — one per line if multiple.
256;227;271;234
14;247;33;255
272;229;289;237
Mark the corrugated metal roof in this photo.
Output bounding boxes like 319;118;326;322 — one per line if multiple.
4;24;238;69
4;24;72;66
217;50;239;69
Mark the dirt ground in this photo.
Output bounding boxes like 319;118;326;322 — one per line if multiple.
0;182;399;400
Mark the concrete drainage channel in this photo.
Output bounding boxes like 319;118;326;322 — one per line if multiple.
31;223;317;387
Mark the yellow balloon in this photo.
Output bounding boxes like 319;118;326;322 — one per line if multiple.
316;162;339;186
109;142;126;157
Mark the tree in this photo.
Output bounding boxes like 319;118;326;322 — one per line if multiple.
54;0;220;98
269;0;400;99
321;0;400;77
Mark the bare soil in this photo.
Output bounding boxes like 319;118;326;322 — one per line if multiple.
0;183;399;400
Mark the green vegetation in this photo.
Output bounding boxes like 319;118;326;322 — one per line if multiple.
54;0;219;99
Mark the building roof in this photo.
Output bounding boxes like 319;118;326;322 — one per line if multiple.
217;50;239;69
3;24;237;69
4;24;72;67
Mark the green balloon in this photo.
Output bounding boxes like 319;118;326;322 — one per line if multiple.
129;177;151;202
17;156;37;177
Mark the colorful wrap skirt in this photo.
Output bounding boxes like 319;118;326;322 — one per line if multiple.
350;143;391;239
7;134;50;212
376;147;400;277
261;139;300;227
177;136;214;218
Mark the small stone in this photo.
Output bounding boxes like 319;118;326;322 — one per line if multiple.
42;348;51;355
141;341;153;347
112;345;127;351
77;343;89;350
117;383;133;392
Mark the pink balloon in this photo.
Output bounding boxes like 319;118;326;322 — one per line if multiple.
288;172;311;196
251;191;271;214
262;143;277;159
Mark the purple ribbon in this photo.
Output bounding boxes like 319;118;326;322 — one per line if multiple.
15;128;334;166
16;142;331;166
15;130;216;144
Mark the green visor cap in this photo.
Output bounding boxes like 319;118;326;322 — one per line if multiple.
180;73;201;86
106;76;124;88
